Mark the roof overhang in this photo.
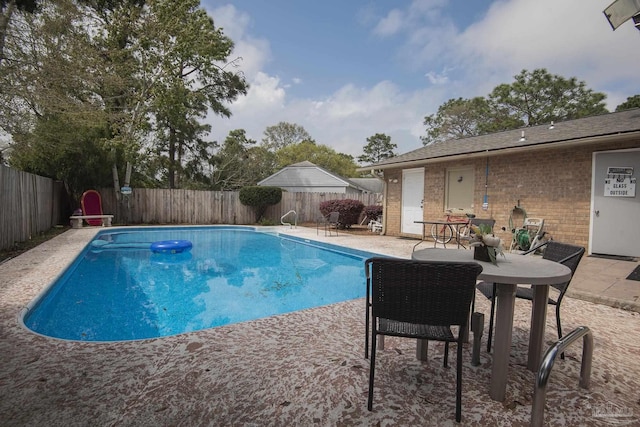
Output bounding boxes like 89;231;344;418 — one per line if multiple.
357;131;640;172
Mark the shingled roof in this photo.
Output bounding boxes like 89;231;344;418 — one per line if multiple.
364;108;640;170
258;161;374;192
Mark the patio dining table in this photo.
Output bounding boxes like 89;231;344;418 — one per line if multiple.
411;247;572;402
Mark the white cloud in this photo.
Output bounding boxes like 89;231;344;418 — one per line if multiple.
205;0;640;159
443;0;640;107
233;72;286;112
207;5;271;81
203;3;436;155
206;72;288;144
208;4;250;41
407;0;450;20
373;9;405;36
425;70;450;85
305;82;441;155
208;78;436;156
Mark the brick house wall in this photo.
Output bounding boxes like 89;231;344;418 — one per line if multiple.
383;138;639;251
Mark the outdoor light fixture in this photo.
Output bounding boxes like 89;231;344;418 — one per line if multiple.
604;0;640;31
549;121;555;130
519;131;526;142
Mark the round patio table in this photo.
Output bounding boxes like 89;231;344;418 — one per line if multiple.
411;247;572;402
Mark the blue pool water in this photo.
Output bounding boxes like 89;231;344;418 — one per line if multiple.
22;226;381;342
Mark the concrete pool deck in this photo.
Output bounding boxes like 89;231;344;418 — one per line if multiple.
1;226;639;426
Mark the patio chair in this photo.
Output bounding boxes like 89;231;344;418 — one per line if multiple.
81;190;105;226
476;241;585;355
322;211;340;236
367;216;383;233
365;257;483;422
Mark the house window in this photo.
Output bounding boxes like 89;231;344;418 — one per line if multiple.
445;167;474;212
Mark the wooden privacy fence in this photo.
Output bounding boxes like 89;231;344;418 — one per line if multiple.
265;191;381;224
98;188;381;225
0;167;381;251
0;165;66;251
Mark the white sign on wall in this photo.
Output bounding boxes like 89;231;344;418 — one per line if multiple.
604;166;636;197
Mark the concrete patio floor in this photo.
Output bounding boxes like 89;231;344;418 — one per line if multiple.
1;226;639;426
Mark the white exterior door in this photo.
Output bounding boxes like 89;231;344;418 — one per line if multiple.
590;148;640;257
401;168;424;235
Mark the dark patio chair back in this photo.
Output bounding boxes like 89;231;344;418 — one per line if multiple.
541;241;585;294
477;240;585;355
365;257;483;422
369;259;480;326
325;211;340;236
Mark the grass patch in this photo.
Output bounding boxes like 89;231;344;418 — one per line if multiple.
0;226;71;263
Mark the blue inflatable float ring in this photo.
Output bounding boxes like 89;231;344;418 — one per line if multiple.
150;240;193;254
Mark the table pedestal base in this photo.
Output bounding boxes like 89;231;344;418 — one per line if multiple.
490;283;516;401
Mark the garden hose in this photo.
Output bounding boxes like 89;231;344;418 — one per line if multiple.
509;205;529;251
508;206;527;233
515;229;531;251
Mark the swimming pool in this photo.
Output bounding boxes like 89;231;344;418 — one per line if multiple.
22;226;381;342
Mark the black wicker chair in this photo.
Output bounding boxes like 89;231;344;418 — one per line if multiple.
364;257;483;422
476;241;585;355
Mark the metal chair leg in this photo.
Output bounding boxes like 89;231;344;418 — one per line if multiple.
556;304;565;359
367;332;377;410
487;284;496;353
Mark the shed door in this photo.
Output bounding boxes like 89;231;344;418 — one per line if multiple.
590;149;640;257
401;168;424;235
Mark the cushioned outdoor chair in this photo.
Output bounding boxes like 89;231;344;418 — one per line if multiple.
81;189;104;226
476;241;585;355
365;257;483;422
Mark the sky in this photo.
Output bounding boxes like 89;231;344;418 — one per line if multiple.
201;0;640;160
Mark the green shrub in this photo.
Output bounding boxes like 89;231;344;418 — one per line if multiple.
319;199;364;229
239;186;283;222
257;217;276;226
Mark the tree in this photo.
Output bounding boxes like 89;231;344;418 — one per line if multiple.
239;185;282;222
2;0;122;198
488;69;608;127
245;145;278;184
208;129;258;190
261;122;312;151
9;115;115;194
0;0;39;65
421;97;495;145
358;133;397;164
1;0;248;196
141;0;248;188
616;95;640;112
276;140;359;178
421;69;609;145
81;0;149;166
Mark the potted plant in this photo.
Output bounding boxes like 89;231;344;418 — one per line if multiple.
469;223;505;265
